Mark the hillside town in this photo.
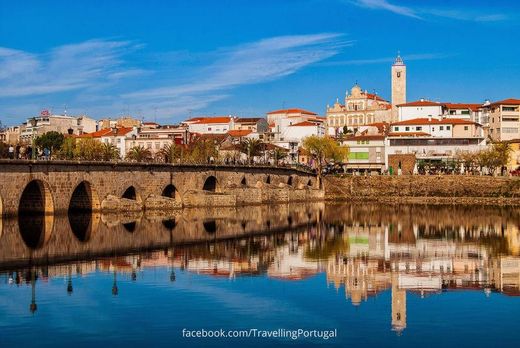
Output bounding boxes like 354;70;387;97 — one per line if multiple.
1;54;519;175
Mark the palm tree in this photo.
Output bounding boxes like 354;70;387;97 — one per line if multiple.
239;138;264;164
101;143;120;161
126;146;153;162
271;147;288;166
159;143;181;163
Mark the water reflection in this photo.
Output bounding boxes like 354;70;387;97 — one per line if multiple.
1;203;520;343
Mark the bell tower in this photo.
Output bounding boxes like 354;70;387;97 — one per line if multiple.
391;52;406;120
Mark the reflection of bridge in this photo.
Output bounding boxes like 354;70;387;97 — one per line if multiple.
0;203;324;269
0;160;322;217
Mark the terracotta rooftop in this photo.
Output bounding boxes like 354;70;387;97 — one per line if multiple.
227;129;252;137
235;117;264;123
488;98;520;107
443;103;482;112
76;127;133;138
267;108;317;115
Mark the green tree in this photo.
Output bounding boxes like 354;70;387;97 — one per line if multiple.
239;138;264;164
185;138;218;164
57;137;76;160
302;135;349;177
35;131;64;157
74;138;104;161
270;147;288;166
126;146;153;162
100;143;120;161
159;142;182;163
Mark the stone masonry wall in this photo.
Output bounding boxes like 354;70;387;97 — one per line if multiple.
325;175;520;204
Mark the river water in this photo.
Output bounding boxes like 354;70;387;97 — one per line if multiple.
0;203;519;347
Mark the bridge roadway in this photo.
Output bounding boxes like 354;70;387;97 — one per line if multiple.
0;160;322;217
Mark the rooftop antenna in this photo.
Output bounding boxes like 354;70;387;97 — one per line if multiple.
154;106;157;123
63;104;68;116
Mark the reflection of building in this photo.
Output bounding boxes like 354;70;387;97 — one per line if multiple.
391;274;406;333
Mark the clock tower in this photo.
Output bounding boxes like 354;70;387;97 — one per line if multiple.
391;53;406;121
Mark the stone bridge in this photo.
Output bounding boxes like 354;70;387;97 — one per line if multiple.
0;160;322;217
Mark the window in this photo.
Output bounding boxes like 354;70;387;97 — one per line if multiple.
439;126;444;131
405;126;410;131
503;106;517;112
464;126;469;131
147;142;152;149
394;126;399;131
155;142;160;149
116;138;121;143
446;126;451;130
208;127;212;131
503;127;519;133
416;126;422;131
461;110;470;115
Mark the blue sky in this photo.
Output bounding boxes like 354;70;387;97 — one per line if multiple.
1;0;519;124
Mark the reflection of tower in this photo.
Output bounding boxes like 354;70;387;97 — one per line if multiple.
391;274;406;334
67;265;73;295
112;270;118;296
391;53;406;122
29;269;37;314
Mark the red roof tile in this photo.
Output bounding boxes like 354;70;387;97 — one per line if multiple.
192;117;232;124
290;121;318;127
267;108;317;115
488;98;520;107
443;103;482;112
227;129;252;137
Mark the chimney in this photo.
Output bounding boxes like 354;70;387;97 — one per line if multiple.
428;115;432;122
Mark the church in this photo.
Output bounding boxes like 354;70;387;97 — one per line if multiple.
326;54;406;134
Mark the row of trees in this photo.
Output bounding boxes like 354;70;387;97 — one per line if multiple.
456;142;512;175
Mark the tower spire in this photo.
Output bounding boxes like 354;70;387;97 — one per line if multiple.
394;50;404;65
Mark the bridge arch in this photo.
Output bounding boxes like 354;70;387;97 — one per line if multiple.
203;176;219;192
122;185;141;202
203;219;217;233
162;184;181;201
18;179;54;249
68;181;100;242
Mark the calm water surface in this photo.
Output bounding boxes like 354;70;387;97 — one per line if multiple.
1;203;519;347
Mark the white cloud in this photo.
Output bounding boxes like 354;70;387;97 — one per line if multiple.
350;0;508;22
0;34;348;122
352;0;421;19
0;39;142;97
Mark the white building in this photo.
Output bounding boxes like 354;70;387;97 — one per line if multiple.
397;99;444;121
184;116;234;134
390;117;483;138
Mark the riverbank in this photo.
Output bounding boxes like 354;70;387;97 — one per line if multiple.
324;175;520;205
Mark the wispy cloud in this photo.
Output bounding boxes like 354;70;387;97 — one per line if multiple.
352;0;421;19
0;39;144;98
350;0;508;22
0;34;348;121
320;52;453;66
120;33;350;119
